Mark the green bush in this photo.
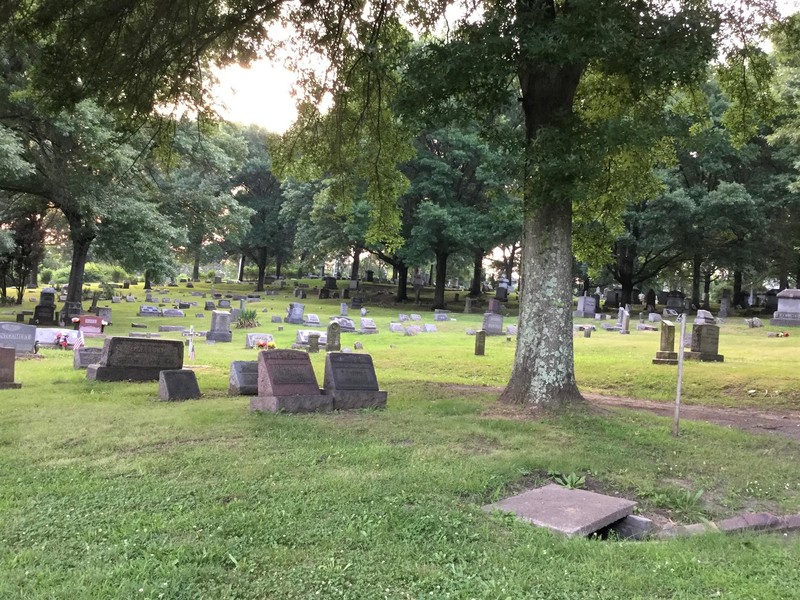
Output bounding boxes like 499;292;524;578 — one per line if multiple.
51;267;70;284
40;269;53;285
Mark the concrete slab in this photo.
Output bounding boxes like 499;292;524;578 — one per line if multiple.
483;484;636;537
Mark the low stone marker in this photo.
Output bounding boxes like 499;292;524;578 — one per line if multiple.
159;325;186;332
245;333;274;349
410;314;422;321
475;330;486;355
158;369;201;401
0;346;22;389
229;360;258;395
359;318;378;334
73;347;103;369
322;352;387;410
250;349;330;413
423;324;438;333
138;305;160;317
326;322;341;352
389;322;404;333
686;323;724;362
305;313;321;326
330;316;356;332
0;322;37;354
483;484;636;537
86;337;184;381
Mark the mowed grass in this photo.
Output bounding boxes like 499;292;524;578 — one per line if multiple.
1;282;799;598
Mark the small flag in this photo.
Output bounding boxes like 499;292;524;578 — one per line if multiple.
72;330;85;351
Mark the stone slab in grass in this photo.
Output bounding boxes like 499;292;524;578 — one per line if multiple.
483;484;636;537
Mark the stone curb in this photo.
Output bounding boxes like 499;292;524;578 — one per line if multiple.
655;512;800;539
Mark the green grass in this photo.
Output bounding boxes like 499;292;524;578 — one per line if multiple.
1;281;799;598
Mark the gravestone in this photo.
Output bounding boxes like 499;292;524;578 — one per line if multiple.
330;316;356;332
73;346;103;369
389;322;404;333
138;305;160;317
350;297;363;309
482;312;503;335
296;330;327;346
249;349;330;413
204;301;216;311
506;325;518;335
322;352;387;410
464;298;472;314
206;311;232;342
434;312;449;322
359;318;378;334
308;333;321;353
695;309;714;324
317;288;330;300
326;322;341;352
340;303;348;316
665;291;684;313
398;313;410;322
86;337;184;381
423;324;438;333
245;333;274;349
0;322;37;354
405;325;422;335
158;370;201;401
229;360;258;395
475;330;486;355
31;287;59;325
159;325;186;332
410;314;422;321
573;295;597;319
218;299;231;309
488;299;502;314
0;346;22;388
652;320;678;365
770;289;800;327
305;313;321;326
271;315;282;323
620;309;631;335
125;295;135;302
78;315;104;336
495;286;508;302
284;302;305;325
687;323;724;362
97;307;112;323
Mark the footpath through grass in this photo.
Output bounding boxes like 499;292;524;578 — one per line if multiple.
1;282;799;598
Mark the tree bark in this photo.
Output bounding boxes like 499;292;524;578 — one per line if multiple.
395;263;409;302
276;255;283;279
351;246;361;280
433;251;448;309
702;270;712;310
469;249;483;297
144;270;152;290
255;247;267;291
192;253;201;282
691;254;702;308
237;255;245;282
64;217;95;308
500;198;581;406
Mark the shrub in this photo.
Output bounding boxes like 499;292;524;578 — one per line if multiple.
235;309;260;329
40;269;53;285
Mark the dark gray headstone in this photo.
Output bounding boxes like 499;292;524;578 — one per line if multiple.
0;322;36;355
73;347;103;369
86;337;184;381
158;369;201;401
322;351;387;410
229;360;258;395
207;310;232;343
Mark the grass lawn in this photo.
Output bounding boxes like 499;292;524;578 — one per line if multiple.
1;281;799;598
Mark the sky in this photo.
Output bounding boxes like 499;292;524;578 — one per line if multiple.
213;1;800;133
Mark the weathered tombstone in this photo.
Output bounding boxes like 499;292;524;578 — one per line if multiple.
73;346;103;369
317;288;331;299
434;312;449;322
340;303;348;316
249;349;330;413
204;301;216;311
475;330;486;355
0;346;22;388
464;297;473;314
31;287;59;325
207;311;232;342
86;337;184;381
97;307;112;323
308;333;320;353
305;313;321;326
295;330;327;346
583;327;592;338
389;322;404;333
270;315;282;323
652;320;678;365
78;315;104;336
495;286;508;301
398;313;410;322
125;295;136;302
330;316;356;332
138;305;161;317
573;294;597;318
687;323;724;362
665;291;684;313
245;333;274;349
488;298;502;314
405;325;422;335
0;322;37;355
326;322;341;352
695;309;714;324
423;324;438;333
218;299;231;309
229;360;258;395
620;310;631;335
359;318;378;334
410;314;422;321
506;325;518;335
482;312;503;335
769;289;800;327
284;302;305;325
322;352;387;410
158;370;201;401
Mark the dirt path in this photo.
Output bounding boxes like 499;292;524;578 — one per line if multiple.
584;393;800;441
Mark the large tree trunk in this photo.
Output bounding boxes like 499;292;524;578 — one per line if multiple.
500;39;584;406
237;255;246;282
255;248;267;291
500;199;581;406
351;246;361;280
144;270;152;290
433;251;448;309
703;270;712;310
192;253;201;282
470;249;483;297
276;255;283;279
395;263;409;302
691;254;702;308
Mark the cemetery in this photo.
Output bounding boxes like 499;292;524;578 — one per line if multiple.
2;1;800;596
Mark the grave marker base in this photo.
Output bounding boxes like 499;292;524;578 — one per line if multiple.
87;365;168;381
327;390;388;411
250;393;331;414
0;382;22;389
683;351;724;362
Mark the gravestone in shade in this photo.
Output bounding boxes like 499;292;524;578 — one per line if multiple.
0;347;22;389
573;294;597;319
245;333;274;349
410;314;422;321
31;287;58;325
340;303;348;316
162;308;185;318
204;301;216;311
317;288;330;300
488;299;502;314
326;322;341;352
73;346;103;369
138;305;160;317
250;349;330;413
86;337;184;381
285;302;305;325
481;312;504;335
686;323;724;362
694;309;715;324
464;297;473;313
475;330;486;355
97;307;112;323
158;370;201;401
434;312;449;322
218;299;231;309
229;360;258;395
652;320;678;365
322;352;387;410
0;322;36;354
398;314;410;322
359;318;378;334
770;288;800;327
389;322;404;333
423;324;438;333
78;315;104;336
305;313;321;326
330;316;356;332
206;311;232;342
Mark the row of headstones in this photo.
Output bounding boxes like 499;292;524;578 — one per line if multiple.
652;321;724;364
